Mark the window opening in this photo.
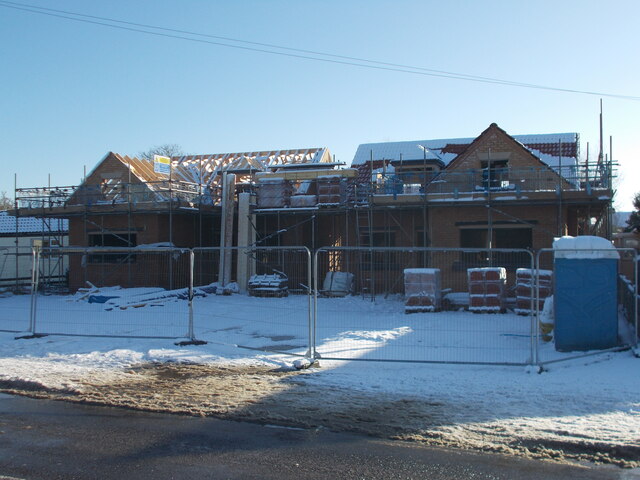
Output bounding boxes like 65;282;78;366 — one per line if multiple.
459;227;531;270
481;160;509;189
88;233;136;263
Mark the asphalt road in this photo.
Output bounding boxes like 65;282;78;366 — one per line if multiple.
0;393;635;480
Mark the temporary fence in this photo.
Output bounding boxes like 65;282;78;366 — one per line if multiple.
313;247;537;365
19;246;192;338
11;245;313;358
191;246;312;357
0;245;67;291
0;247;10;287
5;244;638;368
535;248;638;367
0;246;53;333
0;247;28;333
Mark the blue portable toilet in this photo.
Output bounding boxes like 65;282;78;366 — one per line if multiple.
553;236;619;352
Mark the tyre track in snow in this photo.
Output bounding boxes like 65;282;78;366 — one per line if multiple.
1;362;638;469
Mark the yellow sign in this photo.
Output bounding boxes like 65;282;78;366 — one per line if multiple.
153;155;171;175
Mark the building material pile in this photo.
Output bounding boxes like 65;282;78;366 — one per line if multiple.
468;267;506;313
321;271;353;297
256;179;292;208
73;284;221;310
317;176;346;204
289;195;317;208
248;273;288;297
514;268;553;315
404;268;442;313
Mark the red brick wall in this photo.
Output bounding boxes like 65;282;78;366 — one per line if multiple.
429;204;562;250
67;212;216;291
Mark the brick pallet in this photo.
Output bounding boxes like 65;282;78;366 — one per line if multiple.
317;176;346;204
257;179;292;208
468;267;506;313
248;274;289;297
404;268;442;313
514;268;553;315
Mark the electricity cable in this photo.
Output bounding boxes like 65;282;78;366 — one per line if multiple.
1;0;638;101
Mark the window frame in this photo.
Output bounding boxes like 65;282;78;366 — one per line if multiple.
87;232;137;264
480;159;509;190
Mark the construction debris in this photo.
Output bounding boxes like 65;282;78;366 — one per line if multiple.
248;273;288;297
71;283;226;310
321;271;353;297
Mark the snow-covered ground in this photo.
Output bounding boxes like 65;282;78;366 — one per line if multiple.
0;288;639;467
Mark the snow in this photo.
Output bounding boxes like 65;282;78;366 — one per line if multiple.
316;174;343;180
517;268;553;276
351;133;578;167
540;295;555;325
289;195;317;208
0;289;638;466
257;178;286;184
513;133;577;145
352;138;470;166
468;267;506;272
553;235;620;259
255;207;319;212
403;268;440;274
135;242;176;249
0;211;68;235
351;132;581;185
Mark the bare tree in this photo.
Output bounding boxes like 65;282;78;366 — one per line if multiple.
0;191;13;211
137;144;184;161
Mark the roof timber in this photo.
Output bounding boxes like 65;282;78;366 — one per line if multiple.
13;147;334;215
175;148;332;185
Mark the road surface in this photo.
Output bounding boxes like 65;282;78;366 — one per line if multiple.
0;393;635;480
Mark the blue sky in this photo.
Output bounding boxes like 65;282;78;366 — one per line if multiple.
1;0;639;210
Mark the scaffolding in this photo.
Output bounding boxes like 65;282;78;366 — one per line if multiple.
8;131;617;297
0;208;67;291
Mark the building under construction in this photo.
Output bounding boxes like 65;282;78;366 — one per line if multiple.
12;123;615;293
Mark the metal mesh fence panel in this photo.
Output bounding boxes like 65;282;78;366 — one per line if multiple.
0;246;41;291
192;247;312;357
29;247;191;338
314;247;535;365
536;248;638;366
0;246;30;332
0;293;31;333
0;247;35;333
0;246;17;289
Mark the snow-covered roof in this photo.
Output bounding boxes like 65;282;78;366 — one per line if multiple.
0;211;68;235
351;133;579;171
512;133;577;147
352;138;473;167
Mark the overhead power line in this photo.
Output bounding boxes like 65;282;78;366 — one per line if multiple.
1;0;639;101
0;0;548;88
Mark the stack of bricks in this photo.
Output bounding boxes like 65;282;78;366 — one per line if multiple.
256;179;292;208
514;268;553;315
468;267;507;313
317;175;345;204
404;268;441;313
289;194;317;208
